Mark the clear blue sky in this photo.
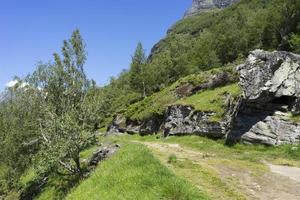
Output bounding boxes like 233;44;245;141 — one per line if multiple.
0;0;191;90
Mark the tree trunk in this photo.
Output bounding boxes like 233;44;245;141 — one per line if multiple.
142;81;146;98
74;156;82;177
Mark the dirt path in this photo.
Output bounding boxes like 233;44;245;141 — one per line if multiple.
268;164;300;182
139;141;300;200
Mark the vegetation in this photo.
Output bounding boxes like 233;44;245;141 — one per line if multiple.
0;30;99;198
66;143;208;200
124;66;238;121
0;0;300;198
100;134;300;199
177;83;241;121
90;0;300;127
116;134;300;167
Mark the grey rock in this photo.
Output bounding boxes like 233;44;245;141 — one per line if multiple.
106;114;161;136
88;144;120;166
239;114;300;146
237;50;300;102
184;0;240;18
164;104;233;139
228;50;300;146
106;114;127;135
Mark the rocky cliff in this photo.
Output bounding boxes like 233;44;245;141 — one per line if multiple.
107;50;300;146
227;50;300;145
184;0;240;18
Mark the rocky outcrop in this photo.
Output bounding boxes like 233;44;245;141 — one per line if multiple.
184;0;240;18
107;50;300;146
106;114;161;136
228;50;300;145
238;50;300;103
163;105;225;138
88;144;120;166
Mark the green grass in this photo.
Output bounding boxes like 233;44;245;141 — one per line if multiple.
115;134;300;166
0;164;8;195
66;143;208;200
124;86;177;121
36;174;80;200
124;67;238;121
79;145;100;160
289;112;300;123
19;167;38;188
176;83;241;121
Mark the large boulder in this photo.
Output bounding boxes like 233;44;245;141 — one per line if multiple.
164;105;225;138
106;114;127;135
228;50;300;145
88;144;120;166
163;97;240;139
237;50;300;103
106;114;161;136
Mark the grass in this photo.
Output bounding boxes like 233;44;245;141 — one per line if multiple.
289;112;300;123
19;167;38;188
66;143;208;200
79;145;100;160
0;164;8;195
166;159;247;200
115;134;300;167
124;67;238;121
166;136;300;164
176;83;241;121
36;174;80;200
109;134;300;199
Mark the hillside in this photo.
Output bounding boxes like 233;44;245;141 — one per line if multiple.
0;0;300;199
94;0;300;127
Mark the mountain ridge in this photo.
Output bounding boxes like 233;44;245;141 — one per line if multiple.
184;0;241;18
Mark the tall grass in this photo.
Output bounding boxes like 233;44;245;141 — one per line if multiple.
66;143;208;200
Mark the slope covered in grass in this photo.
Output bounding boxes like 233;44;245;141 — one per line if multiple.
123;66;238;121
66;143;208;200
177;83;241;121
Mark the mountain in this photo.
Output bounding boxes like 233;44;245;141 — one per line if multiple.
184;0;241;18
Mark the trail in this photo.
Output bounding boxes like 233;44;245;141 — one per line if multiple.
138;141;300;200
268;164;300;183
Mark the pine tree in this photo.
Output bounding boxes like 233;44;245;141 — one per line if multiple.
129;42;147;97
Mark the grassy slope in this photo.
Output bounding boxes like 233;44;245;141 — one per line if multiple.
26;133;300;199
124;66;238;122
177;83;241;121
66;143;208;200
101;134;300;199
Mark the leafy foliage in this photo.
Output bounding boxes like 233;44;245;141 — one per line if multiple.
0;30;97;197
28;29;96;176
148;0;300;88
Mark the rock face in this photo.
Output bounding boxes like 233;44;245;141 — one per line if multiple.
163;105;225;138
106;114;161;136
184;0;240;18
228;50;300;145
238;50;300;102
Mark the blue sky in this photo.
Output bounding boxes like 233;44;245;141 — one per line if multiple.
0;0;190;90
